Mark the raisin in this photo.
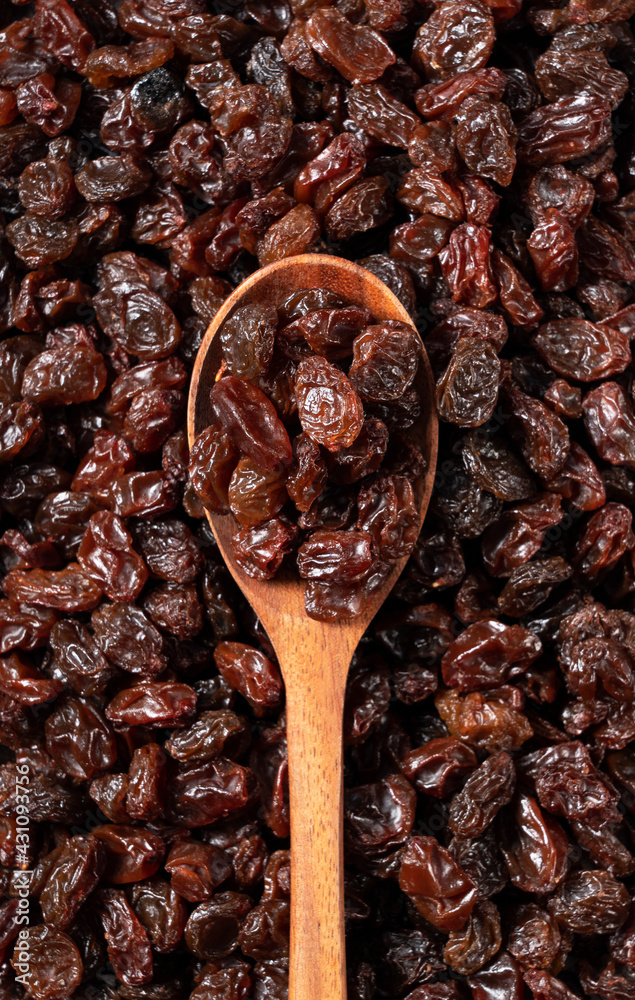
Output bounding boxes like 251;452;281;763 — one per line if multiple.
443;901;502;975
16;74;82;138
285;306;374;362
305;9;395;84
469;952;524;1000
185;893;253;960
507;904;564;970
211;377;293;472
528;165;594;230
50;621;113;695
415;67;507;119
454;95;517;187
325;177;393;242
94;258;182;360
257;203;320;266
397;169;462;223
400;738;477;797
544;442;606;511
295;355;364;451
40;835;105;928
2;564;102;612
548;870;630;934
348;83;421;148
71;431;136;502
6;213;79;268
18;158;76;219
448;752;515;836
134;518;203;583
165;841;232;902
97;888;153;986
349;322;419;403
167;759;252;827
0;653;62;706
481;493;563;576
214;641;283;712
232;517;298;580
298;529;374;584
408;120;458;173
436;687;533;752
92;601;166;676
498;795;568;894
390;214;453;273
228;458;288;528
35;0;95;71
517;96;612;166
583;382;635;469
535;47;628;108
126;743;167;821
143;583;203;639
436;338;501;428
578;215;635;283
398;835;478;931
527;209;579;292
85;38;175;87
166;710;249;764
442;619;541;690
220;305;277;380
123;388;185;454
130;876;188;954
327;419;388;484
189;422;238;515
425;309;508;372
45;696;117;780
574;501;635;582
504;385;570;480
10;924;83;1000
75;153;153;202
438;224;497;308
412;1;495;82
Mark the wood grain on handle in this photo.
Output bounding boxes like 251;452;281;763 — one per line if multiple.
284;642;350;1000
227;609;359;1000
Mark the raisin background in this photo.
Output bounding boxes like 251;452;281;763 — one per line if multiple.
1;1;635;999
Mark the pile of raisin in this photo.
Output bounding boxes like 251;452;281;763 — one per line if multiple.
189;298;424;620
1;0;635;999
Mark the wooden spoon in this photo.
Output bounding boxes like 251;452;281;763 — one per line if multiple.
187;254;438;1000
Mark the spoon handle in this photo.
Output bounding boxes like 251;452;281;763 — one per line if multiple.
284;652;349;1000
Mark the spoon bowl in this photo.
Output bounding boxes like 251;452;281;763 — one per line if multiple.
188;253;438;1000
